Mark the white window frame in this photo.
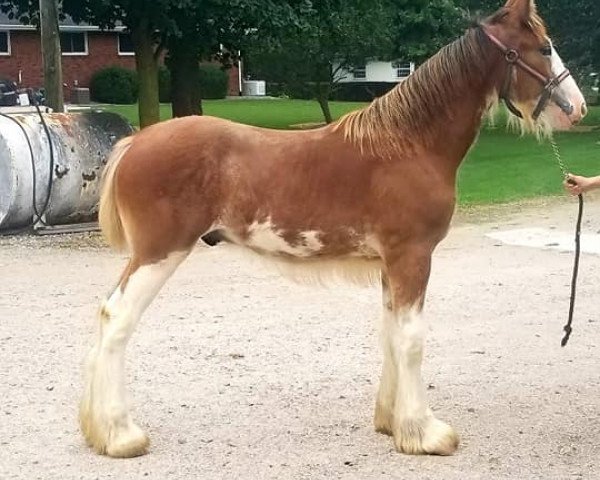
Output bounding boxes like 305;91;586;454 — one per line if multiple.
352;65;366;80
117;33;135;56
0;31;11;56
395;66;411;79
393;61;414;80
60;31;89;56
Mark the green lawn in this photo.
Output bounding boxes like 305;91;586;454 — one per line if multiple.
459;128;600;204
102;100;600;205
105;99;364;129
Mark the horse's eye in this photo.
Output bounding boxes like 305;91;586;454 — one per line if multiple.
540;45;552;56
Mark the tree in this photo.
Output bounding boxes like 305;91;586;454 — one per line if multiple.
0;0;180;126
1;0;307;124
62;0;175;127
536;1;600;73
391;0;466;64
163;0;303;118
247;0;396;123
246;0;470;122
459;0;498;16
0;0;164;126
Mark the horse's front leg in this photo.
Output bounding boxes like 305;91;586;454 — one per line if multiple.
376;248;459;455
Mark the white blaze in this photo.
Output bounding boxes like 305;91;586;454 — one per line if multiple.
550;42;585;116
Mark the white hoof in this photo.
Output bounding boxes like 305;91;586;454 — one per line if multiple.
393;416;459;456
106;423;150;458
80;403;149;458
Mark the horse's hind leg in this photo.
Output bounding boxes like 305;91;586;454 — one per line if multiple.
373;275;397;436
80;249;189;458
377;248;459;455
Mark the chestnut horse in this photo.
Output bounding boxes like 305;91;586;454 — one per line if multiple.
81;0;586;458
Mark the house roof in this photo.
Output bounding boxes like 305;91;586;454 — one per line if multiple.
0;11;126;32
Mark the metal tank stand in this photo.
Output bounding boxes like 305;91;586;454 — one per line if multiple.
33;221;100;235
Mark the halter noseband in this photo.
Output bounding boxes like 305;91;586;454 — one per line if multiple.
481;26;573;121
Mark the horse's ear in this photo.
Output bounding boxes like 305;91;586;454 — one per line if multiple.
503;0;536;21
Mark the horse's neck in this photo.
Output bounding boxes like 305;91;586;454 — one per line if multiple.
394;36;503;175
424;48;503;173
435;73;499;164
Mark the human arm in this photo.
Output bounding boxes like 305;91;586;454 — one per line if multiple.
563;174;600;196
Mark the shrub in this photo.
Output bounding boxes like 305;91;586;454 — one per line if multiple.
331;82;396;102
158;64;228;100
90;66;138;104
199;64;228;99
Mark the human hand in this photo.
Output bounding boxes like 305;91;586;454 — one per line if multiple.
563;174;596;196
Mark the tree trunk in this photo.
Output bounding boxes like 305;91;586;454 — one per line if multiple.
132;21;160;128
39;0;64;112
167;43;202;118
316;82;333;124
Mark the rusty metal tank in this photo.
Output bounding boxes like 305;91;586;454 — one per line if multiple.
0;110;133;231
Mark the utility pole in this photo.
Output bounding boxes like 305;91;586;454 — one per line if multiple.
40;0;64;112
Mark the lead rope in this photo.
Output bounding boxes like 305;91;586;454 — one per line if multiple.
550;136;583;347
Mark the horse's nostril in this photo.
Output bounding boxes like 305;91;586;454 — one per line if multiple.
581;103;588;118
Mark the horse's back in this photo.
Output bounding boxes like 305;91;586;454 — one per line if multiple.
109;114;452;260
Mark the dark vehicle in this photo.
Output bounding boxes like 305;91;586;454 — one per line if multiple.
0;78;18;106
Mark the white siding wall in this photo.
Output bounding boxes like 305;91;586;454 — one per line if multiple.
334;60;414;83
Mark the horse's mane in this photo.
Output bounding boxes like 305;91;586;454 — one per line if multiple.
335;5;550;153
334;27;492;153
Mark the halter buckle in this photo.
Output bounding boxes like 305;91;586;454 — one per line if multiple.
481;25;574;120
505;50;519;63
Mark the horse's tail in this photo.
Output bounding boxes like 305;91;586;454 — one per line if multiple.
99;136;133;251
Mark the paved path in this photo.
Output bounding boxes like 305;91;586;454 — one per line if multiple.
1;197;600;480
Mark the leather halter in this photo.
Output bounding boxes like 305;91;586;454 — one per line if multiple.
481;26;573;120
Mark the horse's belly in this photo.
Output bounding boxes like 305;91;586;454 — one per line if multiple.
245;222;324;257
211;219;379;260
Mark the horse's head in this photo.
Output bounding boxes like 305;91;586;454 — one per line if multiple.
483;0;586;133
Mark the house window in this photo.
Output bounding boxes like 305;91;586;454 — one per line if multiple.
60;32;88;55
118;33;135;56
393;61;413;79
352;64;366;80
0;31;10;55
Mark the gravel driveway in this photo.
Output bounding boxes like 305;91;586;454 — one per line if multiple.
1;197;599;480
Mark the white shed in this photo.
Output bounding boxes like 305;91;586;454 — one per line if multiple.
333;60;415;84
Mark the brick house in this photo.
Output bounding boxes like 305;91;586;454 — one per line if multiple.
0;12;241;102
